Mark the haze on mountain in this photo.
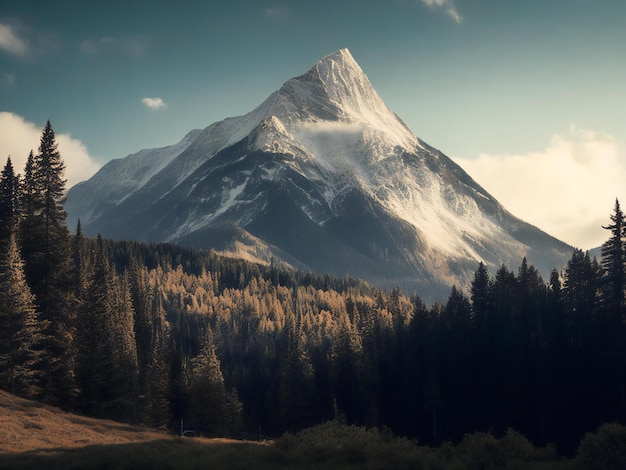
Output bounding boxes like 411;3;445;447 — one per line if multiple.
65;48;573;301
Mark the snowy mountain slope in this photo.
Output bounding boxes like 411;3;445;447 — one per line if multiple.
65;49;573;300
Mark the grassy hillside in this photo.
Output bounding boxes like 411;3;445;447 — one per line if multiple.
0;390;172;453
0;390;268;469
2;390;624;470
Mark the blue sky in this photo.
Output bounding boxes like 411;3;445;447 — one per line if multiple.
1;0;625;249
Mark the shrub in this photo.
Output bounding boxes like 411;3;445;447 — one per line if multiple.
449;428;556;470
576;423;626;470
273;420;428;468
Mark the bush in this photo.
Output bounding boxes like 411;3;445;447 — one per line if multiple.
576;423;626;470
447;428;556;470
274;423;565;469
273;421;429;468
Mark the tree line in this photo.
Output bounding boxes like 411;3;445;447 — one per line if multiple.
1;122;625;454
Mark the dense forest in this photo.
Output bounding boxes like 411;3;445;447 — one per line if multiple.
2;122;626;456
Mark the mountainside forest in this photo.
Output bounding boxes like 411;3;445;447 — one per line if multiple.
2;122;626;455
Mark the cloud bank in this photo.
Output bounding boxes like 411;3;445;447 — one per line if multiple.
0;23;28;57
142;97;166;110
453;127;626;250
422;0;462;23
0;112;101;188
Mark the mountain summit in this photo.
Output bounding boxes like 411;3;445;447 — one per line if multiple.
65;49;572;300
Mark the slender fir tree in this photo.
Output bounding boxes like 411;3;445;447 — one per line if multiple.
0;234;44;397
0;157;21;248
142;296;172;426
19;122;77;405
186;326;242;435
470;262;490;325
75;235;138;419
600;199;625;314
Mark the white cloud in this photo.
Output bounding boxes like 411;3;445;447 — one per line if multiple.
0;23;28;57
453;127;626;250
0;112;101;188
422;0;462;23
141;97;166;110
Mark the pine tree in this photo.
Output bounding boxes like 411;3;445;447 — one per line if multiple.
75;235;138;420
24;121;70;310
110;273;139;419
598;200;626;423
127;261;154;410
600;199;625;315
143;296;172;426
75;235;114;415
19;122;76;405
443;285;472;328
331;311;365;424
71;220;87;301
18;150;39;272
277;311;315;430
0;234;44;397
470;262;490;325
563;249;599;346
0;157;21;248
186;326;242;435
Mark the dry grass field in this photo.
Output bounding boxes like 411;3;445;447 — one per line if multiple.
1;390;612;470
0;391;270;469
0;390;173;453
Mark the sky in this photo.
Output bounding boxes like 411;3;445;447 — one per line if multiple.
1;0;625;250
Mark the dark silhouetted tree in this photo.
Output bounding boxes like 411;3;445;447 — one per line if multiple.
0;157;20;248
186;326;242;435
600;199;625;316
19;122;76;405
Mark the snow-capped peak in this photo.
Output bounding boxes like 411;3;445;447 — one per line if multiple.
65;48;573;302
307;49;389;120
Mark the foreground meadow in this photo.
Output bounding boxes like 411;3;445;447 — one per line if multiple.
2;390;625;469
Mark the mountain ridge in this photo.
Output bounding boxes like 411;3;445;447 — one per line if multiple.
65;48;573;300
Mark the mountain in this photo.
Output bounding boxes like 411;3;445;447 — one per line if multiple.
65;48;573;300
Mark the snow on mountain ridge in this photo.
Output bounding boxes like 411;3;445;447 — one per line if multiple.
65;48;573;300
177;49;526;265
217;50;506;263
149;48;417;197
304;49;418;150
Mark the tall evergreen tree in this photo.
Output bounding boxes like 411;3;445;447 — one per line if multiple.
598;200;626;426
0;157;21;247
600;199;625;315
19;150;38;262
470;262;490;325
563;249;599;348
142;296;172;426
24;120;70;311
0;234;44;397
331;311;365;424
71;220;87;301
278;311;316;431
75;235;114;415
75;235;138;419
127;261;154;409
186;326;242;435
19;122;76;405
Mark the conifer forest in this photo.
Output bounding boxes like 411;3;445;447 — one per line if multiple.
2;122;626;456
